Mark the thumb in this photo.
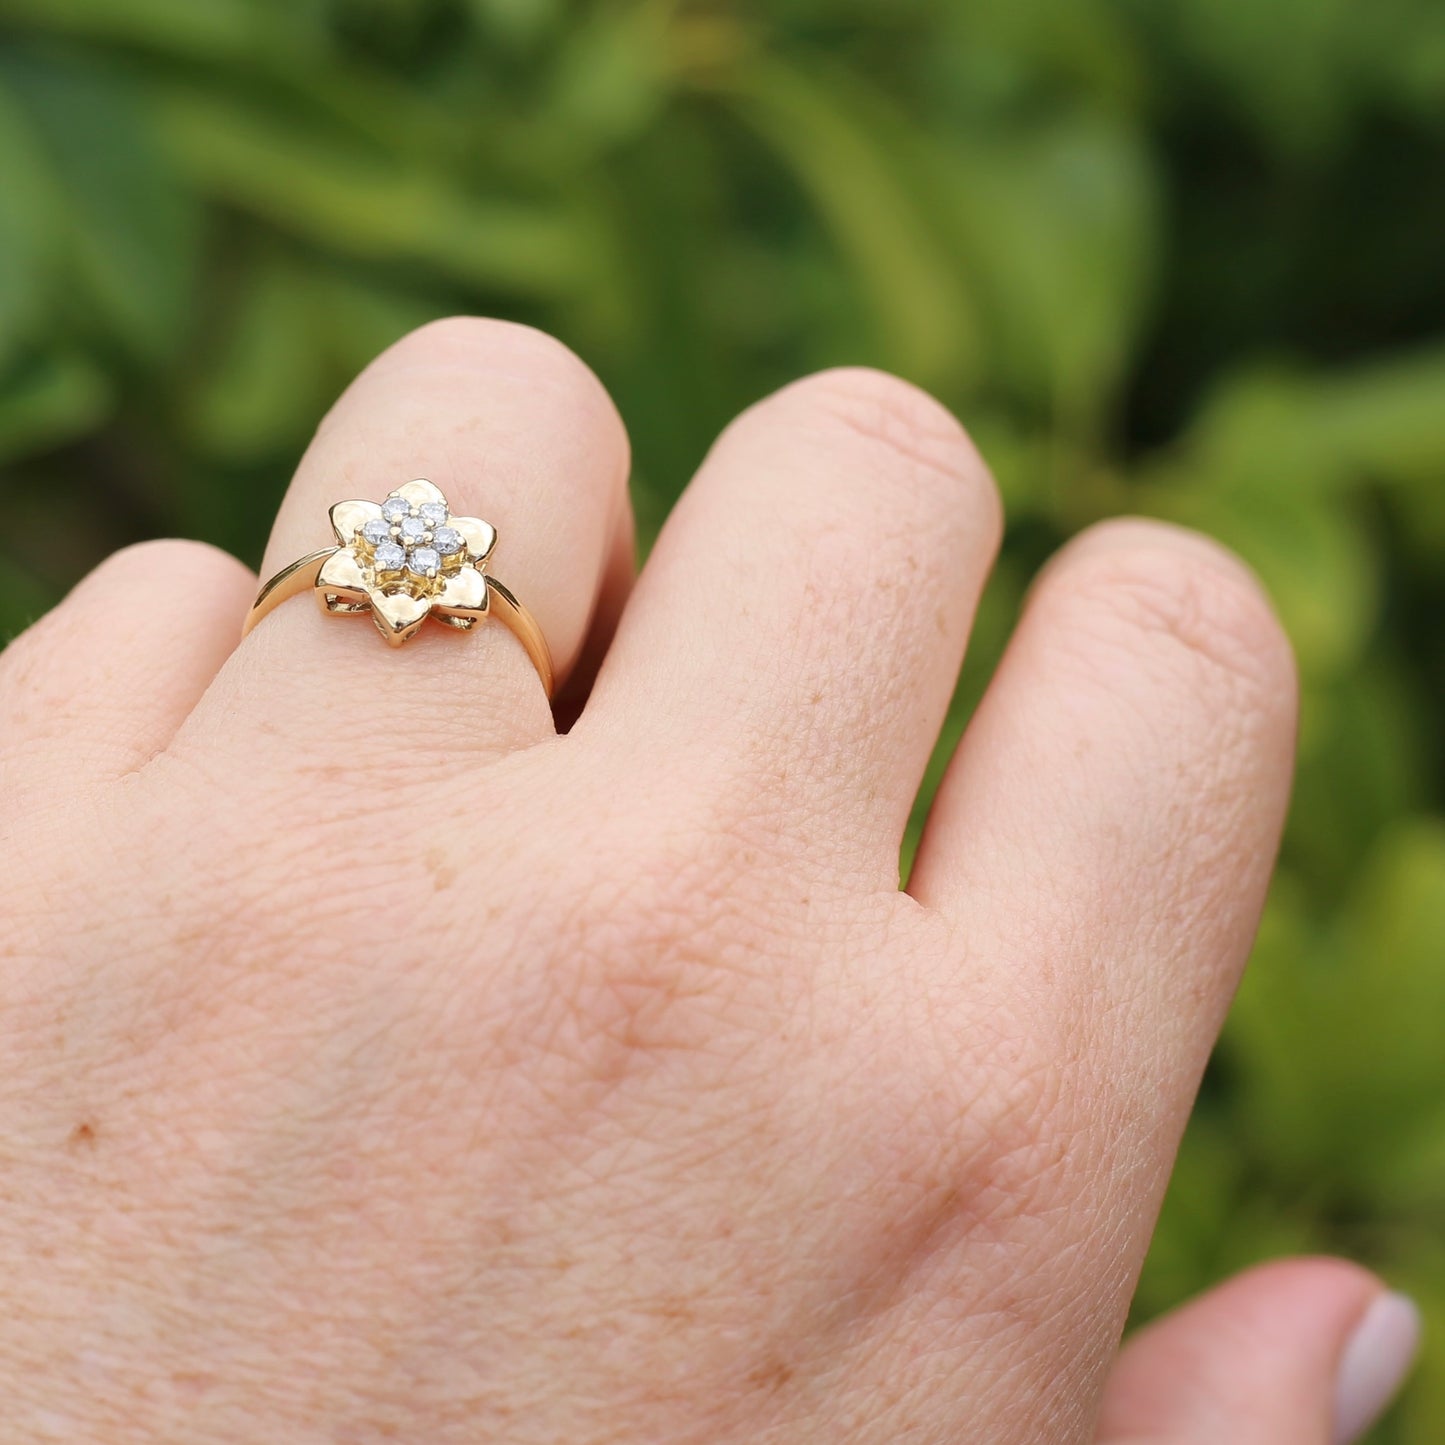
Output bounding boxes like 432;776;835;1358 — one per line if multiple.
1096;1259;1421;1445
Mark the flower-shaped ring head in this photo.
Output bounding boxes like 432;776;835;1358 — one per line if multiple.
315;479;498;646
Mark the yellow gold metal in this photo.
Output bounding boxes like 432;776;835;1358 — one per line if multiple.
483;576;553;696
243;548;334;628
242;479;555;697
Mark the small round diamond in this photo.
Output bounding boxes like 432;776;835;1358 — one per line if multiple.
373;541;406;571
381;497;412;523
433;525;464;557
419;502;449;527
408;547;440;577
399;515;429;544
361;517;391;547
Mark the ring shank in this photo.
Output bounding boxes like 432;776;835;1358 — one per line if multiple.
242;549;333;637
481;576;555;698
242;547;556;698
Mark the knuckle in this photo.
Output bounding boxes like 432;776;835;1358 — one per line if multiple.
799;366;965;457
94;538;251;592
960;1061;1075;1229
926;1033;1073;1230
769;367;1000;530
791;367;994;485
350;318;626;464
528;796;786;1086
1051;521;1296;705
858;956;1079;1237
379;316;611;408
2;541;245;678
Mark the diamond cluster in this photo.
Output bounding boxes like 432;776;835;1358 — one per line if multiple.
359;496;466;583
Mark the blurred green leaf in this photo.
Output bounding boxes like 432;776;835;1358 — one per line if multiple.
1397;1240;1445;1443
1312;348;1445;490
936;0;1147;118
1;50;201;360
1230;821;1445;1202
1288;661;1428;888
183;251;326;462
930;115;1159;432
543;1;673;156
0;348;111;462
1150;0;1445;148
0;549;56;641
720;53;982;386
152;83;591;295
468;0;562;50
0;81;56;371
0;0;262;59
1170;348;1445;500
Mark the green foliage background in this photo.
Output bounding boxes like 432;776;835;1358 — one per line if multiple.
1;1;1442;1435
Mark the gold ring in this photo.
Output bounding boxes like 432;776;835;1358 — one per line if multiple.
242;478;555;697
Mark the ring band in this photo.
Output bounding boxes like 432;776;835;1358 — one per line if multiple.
242;479;555;697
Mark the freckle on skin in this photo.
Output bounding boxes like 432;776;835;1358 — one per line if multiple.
747;1359;795;1392
68;1121;97;1149
423;847;455;890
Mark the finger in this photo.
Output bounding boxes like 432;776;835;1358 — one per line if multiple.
553;497;635;734
1097;1260;1420;1444
911;518;1297;1066
196;317;630;759
585;368;1000;880
902;522;1298;1418
0;540;254;808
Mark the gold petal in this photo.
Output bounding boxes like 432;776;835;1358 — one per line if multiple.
367;587;430;646
449;515;497;564
434;565;488;619
317;548;368;594
393;478;447;511
329;499;383;547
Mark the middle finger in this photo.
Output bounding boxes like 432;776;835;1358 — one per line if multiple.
585;368;1000;884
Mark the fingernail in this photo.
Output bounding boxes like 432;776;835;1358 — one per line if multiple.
1334;1291;1422;1444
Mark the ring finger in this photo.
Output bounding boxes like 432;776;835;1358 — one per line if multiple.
191;317;632;762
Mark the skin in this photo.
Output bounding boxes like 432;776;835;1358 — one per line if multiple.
0;319;1398;1442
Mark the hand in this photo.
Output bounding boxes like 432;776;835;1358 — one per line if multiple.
0;320;1418;1443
